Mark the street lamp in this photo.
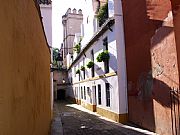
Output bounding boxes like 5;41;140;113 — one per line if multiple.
62;78;66;84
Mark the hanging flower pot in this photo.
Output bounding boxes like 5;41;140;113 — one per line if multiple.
74;43;81;53
80;66;85;71
96;50;110;62
86;61;94;69
76;69;80;74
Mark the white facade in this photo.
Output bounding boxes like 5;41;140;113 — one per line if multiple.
40;4;52;46
39;3;53;114
67;0;128;122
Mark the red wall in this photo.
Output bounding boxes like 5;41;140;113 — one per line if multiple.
172;0;180;79
122;0;179;134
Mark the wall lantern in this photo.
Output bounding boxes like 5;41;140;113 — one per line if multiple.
62;78;66;84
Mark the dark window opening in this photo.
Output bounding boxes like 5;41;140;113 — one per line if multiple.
81;86;83;99
103;37;108;50
79;72;80;81
103;37;109;73
98;84;101;105
104;60;109;73
91;50;95;77
106;83;110;107
83;58;86;79
84;86;86;100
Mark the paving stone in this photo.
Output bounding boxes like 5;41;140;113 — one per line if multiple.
51;101;157;135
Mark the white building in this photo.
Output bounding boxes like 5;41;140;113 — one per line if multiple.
66;0;128;123
38;0;54;115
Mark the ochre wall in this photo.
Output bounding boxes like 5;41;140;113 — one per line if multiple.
122;0;179;135
0;1;51;135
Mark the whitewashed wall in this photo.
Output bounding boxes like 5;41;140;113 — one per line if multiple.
81;0;97;48
40;4;52;46
69;25;122;113
39;3;53;112
67;0;128;115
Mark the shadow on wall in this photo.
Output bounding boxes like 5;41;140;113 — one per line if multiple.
68;52;117;103
95;52;117;76
128;71;179;134
123;0;179;135
83;52;117;81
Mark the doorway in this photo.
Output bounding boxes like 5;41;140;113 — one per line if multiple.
57;89;66;100
92;86;97;112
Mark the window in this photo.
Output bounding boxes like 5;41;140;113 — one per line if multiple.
104;60;109;73
83;58;85;79
76;87;78;97
74;67;76;77
98;84;101;105
75;87;77;97
103;37;108;50
84;86;86;100
78;65;80;81
87;16;89;24
103;37;109;73
93;18;98;33
78;87;81;98
74;87;76;97
77;87;78;98
91;50;95;77
81;86;83;99
87;87;92;103
93;86;97;104
106;83;110;107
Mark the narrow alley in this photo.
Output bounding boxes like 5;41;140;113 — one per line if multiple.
51;101;156;135
1;0;180;135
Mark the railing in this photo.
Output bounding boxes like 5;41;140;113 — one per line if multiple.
170;88;180;135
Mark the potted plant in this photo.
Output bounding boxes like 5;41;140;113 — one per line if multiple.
80;66;85;71
86;61;94;69
76;69;80;74
96;50;110;62
74;43;81;53
97;2;108;27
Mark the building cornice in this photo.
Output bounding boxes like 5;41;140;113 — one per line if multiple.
39;4;52;8
68;17;115;70
73;71;117;84
37;0;51;5
63;34;75;42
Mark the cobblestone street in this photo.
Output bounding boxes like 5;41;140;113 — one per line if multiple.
51;101;157;135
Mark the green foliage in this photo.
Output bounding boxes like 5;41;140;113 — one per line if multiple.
74;37;83;54
76;69;80;74
96;50;110;62
97;2;108;27
80;66;85;71
74;43;81;53
58;65;62;70
53;48;59;60
52;48;60;67
86;61;94;69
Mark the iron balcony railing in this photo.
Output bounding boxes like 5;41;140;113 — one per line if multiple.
170;88;180;135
